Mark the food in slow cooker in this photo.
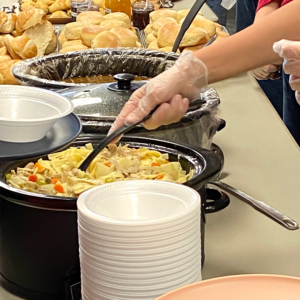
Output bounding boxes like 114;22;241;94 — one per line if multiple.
60;74;151;84
6;144;194;197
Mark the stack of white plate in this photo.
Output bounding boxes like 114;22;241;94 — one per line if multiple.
77;180;202;300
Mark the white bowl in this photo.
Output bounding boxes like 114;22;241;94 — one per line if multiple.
0;85;73;142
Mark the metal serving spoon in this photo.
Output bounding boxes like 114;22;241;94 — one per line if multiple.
209;144;299;230
79;100;205;172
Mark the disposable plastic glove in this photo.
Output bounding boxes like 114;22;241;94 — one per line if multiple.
251;64;281;80
273;39;300;104
109;51;207;134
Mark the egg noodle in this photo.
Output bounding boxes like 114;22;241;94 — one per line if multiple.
6;144;194;197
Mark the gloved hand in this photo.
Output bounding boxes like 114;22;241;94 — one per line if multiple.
273;39;300;104
251;64;282;80
109;51;207;134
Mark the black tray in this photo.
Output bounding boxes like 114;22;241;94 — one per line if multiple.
0;113;82;162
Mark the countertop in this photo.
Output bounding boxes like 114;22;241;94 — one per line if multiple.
2;0;300;299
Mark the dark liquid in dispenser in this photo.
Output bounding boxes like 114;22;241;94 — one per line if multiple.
132;2;154;30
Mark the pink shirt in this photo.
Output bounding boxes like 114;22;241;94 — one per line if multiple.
257;0;293;11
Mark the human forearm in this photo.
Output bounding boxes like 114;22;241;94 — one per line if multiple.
194;0;300;84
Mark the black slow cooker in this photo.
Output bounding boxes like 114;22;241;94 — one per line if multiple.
0;136;229;300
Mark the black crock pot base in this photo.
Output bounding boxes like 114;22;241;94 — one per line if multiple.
0;273;65;300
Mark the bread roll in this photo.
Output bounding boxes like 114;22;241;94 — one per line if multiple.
20;1;36;10
0;12;8;28
215;22;222;30
59;44;88;53
135;41;142;48
23;20;54;56
146;32;156;46
148;39;159;50
80;25;107;47
11;30;24;37
0;46;8;56
0;36;4;48
159;46;180;54
177;9;202;21
0;55;12;63
180;17;216;38
110;27;137;47
44;30;57;54
62;39;82;48
100;20;127;30
38;0;55;5
64;22;87;40
3;35;21;59
157;23;208;48
50;10;69;18
77;11;105;25
149;9;178;23
0;72;3;84
0;13;17;34
93;0;105;8
151;17;177;36
144;24;153;37
34;1;50;13
0;59;22;85
58;29;67;48
91;31;122;48
65;0;71;9
182;44;205;52
104;12;131;28
49;0;69;13
67;9;72;17
16;8;46;31
11;36;38;59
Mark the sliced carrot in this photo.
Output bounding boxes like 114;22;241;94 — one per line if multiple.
28;174;37;182
51;178;58;184
34;162;44;172
104;162;111;167
155;174;164;179
151;162;161;167
54;184;64;194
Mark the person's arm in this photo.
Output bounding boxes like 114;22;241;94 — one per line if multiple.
255;0;281;20
194;0;300;84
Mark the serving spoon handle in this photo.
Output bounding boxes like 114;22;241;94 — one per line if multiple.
79;99;205;172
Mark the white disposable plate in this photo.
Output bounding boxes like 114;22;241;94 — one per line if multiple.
80;253;201;285
81;268;202;297
77;181;200;226
0;85;73;142
79;243;201;269
78;221;200;252
80;235;200;261
78;209;199;237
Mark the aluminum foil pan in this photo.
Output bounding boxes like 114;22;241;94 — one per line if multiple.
12;48;179;89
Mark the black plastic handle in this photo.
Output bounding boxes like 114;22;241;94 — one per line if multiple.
172;0;207;53
205;188;230;214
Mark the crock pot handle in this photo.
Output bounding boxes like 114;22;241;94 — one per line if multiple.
205;188;230;214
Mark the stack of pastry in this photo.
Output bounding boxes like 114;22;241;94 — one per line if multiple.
0;8;57;84
144;9;229;53
19;0;106;19
58;11;141;53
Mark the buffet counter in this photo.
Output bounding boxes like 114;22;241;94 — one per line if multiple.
1;71;300;299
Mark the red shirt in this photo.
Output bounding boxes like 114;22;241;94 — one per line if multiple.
257;0;293;11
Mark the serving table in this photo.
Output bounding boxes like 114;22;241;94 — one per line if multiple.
2;71;300;299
